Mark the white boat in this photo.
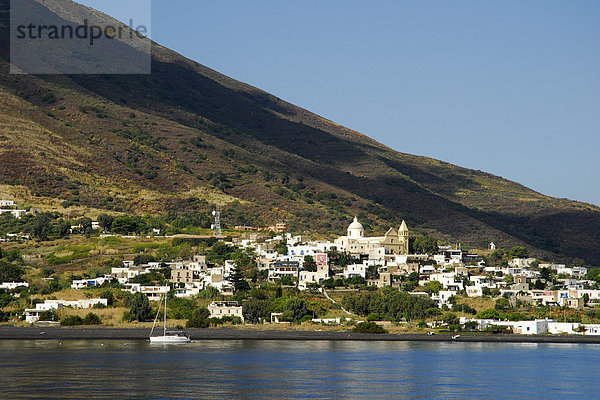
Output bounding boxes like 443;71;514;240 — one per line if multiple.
149;292;191;344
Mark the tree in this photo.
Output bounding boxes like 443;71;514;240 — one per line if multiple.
228;264;250;293
98;214;114;233
426;280;443;294
533;279;545;290
242;298;270;324
540;267;552;281
0;260;24;282
56;219;70;237
353;321;387;334
509;246;529;259
130;292;153;322
32;213;52;240
495;298;511;311
100;289;115;306
79;217;93;237
585;268;600;282
407;272;420;282
186;308;210;328
303;255;316;272
476;309;501;319
274;241;288;255
112;216;147;235
281;298;310;322
366;265;380;280
411;235;438;255
39;310;58;322
82;312;102;325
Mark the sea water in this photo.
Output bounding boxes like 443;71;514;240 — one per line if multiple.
0;340;596;399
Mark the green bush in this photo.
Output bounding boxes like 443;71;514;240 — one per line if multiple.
122;311;135;322
186;308;210;328
366;313;383;322
61;315;83;326
82;312;102;325
353;321;387;334
39;310;59;322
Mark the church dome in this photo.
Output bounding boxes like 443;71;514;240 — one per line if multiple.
347;216;364;238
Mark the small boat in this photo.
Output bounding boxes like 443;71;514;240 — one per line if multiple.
149;292;191;344
452;334;461;340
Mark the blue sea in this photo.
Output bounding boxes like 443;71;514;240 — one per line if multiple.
0;340;596;399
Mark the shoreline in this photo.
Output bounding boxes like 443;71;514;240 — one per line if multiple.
2;326;600;343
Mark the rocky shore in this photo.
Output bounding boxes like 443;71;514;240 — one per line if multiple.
2;326;600;343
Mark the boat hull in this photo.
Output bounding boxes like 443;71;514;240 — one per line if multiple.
149;336;191;344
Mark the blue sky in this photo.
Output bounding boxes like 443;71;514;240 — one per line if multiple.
78;0;600;206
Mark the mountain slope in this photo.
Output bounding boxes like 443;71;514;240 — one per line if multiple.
0;0;599;264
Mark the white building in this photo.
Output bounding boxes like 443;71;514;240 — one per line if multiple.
124;284;169;300
24;298;108;323
111;267;141;283
343;264;366;279
71;275;112;289
208;301;244;322
508;258;537;268
0;282;29;291
432;290;457;307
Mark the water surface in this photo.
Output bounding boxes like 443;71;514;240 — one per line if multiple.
0;340;596;399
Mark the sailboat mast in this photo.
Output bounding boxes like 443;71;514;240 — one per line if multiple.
163;289;167;335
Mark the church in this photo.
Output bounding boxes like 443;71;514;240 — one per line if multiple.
335;217;409;256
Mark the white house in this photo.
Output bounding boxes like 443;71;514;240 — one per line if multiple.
71;275;112;289
24;298;108;323
124;284;169;300
0;282;29;291
508;258;536;268
548;322;582;335
343;264;366;279
111;267;141;283
298;267;329;290
208;301;244;322
432;290;457;307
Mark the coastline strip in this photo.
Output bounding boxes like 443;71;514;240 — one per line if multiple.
2;326;600;343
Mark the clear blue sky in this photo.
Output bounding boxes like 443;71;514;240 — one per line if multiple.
79;0;600;206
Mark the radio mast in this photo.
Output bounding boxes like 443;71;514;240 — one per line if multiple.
211;209;222;237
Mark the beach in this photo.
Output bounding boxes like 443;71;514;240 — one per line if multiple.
2;325;600;343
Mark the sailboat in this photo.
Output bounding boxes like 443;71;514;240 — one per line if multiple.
149;292;191;343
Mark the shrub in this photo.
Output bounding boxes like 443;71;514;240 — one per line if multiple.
476;309;501;320
454;304;477;315
366;313;383;322
495;298;511;311
353;321;387;334
61;315;83;326
186;308;210;328
82;313;102;325
122;311;135;322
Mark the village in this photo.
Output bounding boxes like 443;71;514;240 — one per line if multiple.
2;203;600;336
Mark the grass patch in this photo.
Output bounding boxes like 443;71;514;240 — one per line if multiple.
46;245;94;266
98;236;124;246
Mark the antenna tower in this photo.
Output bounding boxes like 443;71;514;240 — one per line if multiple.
211;208;222;237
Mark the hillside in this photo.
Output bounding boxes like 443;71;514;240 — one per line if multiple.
0;0;599;264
